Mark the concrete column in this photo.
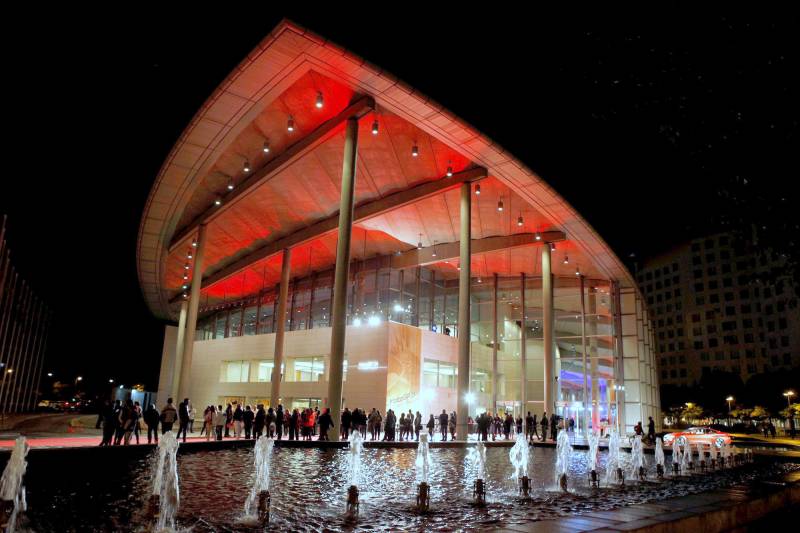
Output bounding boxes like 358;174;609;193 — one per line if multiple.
542;244;555;416
589;287;599;430
456;182;471;439
327;117;359;441
270;248;292;409
177;223;207;402
170;300;189;400
492;273;498;412
580;275;588;434
520;273;527;415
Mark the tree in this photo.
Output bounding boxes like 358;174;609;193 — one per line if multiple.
779;404;800;419
750;405;770;420
681;403;704;424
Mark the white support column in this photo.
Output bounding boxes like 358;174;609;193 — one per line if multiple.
520;273;527;416
542;244;555;417
270;248;292;409
177;223;207;402
456;182;471;439
170;299;189;400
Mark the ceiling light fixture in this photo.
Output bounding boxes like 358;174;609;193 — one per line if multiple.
497;196;504;212
192;239;198;247
287;116;295;132
417;233;423;250
432;240;437;258
315;91;324;108
446;161;453;177
563;255;569;264
214;196;222;206
535;232;541;241
475;184;481;195
263;140;270;153
411;143;419;157
187;250;193;259
371;118;379;135
517;214;524;226
551;243;556;251
227;178;234;191
243;160;250;173
184;263;190;270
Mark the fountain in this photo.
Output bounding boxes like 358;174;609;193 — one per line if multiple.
587;430;600;488
149;430;180;531
554;429;571;492
629;435;646;481
244;436;274;525
654;438;665;479
681;440;692;474
509;431;531;496
698;442;707;473
346;431;364;514
0;437;28;533
415;433;432;511
467;441;487;505
671;438;681;476
605;429;624;486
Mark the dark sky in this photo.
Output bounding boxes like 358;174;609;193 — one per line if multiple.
2;9;797;392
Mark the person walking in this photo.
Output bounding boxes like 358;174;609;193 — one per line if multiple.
144;403;159;444
177;398;190;442
233;403;244;439
503;413;512;439
426;414;435;439
647;416;656;444
160;397;178;435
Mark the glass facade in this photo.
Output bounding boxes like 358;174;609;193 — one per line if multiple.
194;256;657;433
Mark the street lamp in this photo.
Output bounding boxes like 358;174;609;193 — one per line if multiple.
726;396;734;426
785;390;796;407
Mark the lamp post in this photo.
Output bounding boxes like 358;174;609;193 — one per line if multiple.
785;390;796;408
726;396;734;426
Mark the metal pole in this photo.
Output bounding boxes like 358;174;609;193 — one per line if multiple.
414;266;421;327
24;306;47;411
270;248;292;409
30;312;51;412
177;224;207;402
326;117;359;441
456;182;471;439
542;244;554;417
13;295;39;412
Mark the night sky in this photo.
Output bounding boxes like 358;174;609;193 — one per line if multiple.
2;9;797;393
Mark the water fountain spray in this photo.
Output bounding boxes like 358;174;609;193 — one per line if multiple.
681;439;692;474
509;431;531;496
244;436;274;525
698;442;707;473
347;431;364;514
0;437;29;533
149;430;180;531
671;438;681;476
629;435;645;482
415;433;432;511
654;438;665;479
554;429;571;492
467;441;487;505
587;430;600;488
605;429;621;486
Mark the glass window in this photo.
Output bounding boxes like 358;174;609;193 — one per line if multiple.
228;308;243;337
243;305;258;335
422;359;456;389
253;360;275;382
290;356;325;382
220;360;249;382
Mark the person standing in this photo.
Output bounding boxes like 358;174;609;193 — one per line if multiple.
384;409;396;441
550;412;558;441
438;410;448;441
525;411;534;441
160;398;178;435
204;406;215;441
540;412;548;442
144;403;160;444
214;405;226;440
318;408;334;441
449;411;457;441
243;405;254;439
254;405;266;440
233;403;244;439
531;413;539;441
188;404;196;434
647;416;656;444
98;400;117;446
414;411;423;441
275;404;284;440
177;398;190;442
341;407;352;440
224;403;233;438
122;400;139;446
289;408;299;440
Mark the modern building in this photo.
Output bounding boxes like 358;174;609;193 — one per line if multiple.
0;215;51;413
638;232;800;387
138;20;659;437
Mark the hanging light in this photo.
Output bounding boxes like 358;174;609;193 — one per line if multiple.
183;273;188;280
575;266;581;277
187;249;193;259
214;196;222;206
287;116;295;132
182;292;188;299
475;184;481;195
411;143;419;157
243;160;250;173
535;232;541;241
263;140;270;153
478;276;482;283
192;239;198;248
417;233;423;250
315;91;324;108
550;243;556;251
371;118;379;135
432;240;437;257
182;283;189;290
517;214;524;226
563;255;569;264
184;263;190;270
446;162;453;177
227;178;235;191
497;197;504;212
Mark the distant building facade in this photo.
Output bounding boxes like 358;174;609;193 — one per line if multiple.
638;232;800;386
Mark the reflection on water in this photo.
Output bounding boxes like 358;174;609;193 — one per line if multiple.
19;446;799;532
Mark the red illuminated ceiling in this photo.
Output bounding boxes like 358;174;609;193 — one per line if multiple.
139;20;636;320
